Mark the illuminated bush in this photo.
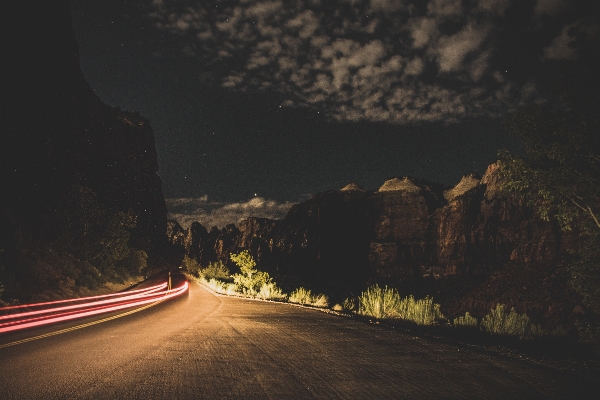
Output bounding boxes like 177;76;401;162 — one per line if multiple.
256;282;285;300
357;284;444;325
230;250;280;298
200;261;230;281
453;312;478;328
342;297;357;312
288;287;328;307
206;278;237;295
182;256;201;277
481;304;544;338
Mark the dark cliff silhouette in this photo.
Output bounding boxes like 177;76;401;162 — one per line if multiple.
1;0;168;298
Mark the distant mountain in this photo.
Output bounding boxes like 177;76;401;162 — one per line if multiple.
1;0;168;299
169;163;581;326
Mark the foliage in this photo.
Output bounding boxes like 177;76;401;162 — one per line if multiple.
357;285;444;325
53;185;146;284
182;256;201;277
342;297;357;312
453;312;479;328
200;260;231;281
205;278;237;296
256;282;285;300
230;250;273;296
116;248;148;277
499;57;600;345
481;304;544;339
499;103;599;232
90;211;138;278
288;287;328;307
569;232;600;313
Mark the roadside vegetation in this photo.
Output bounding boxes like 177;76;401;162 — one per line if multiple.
185;252;577;348
187;250;326;306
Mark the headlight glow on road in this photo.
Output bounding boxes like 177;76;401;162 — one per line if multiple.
0;281;189;334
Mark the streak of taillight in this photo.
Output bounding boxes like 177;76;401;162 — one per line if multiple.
0;282;188;334
0;293;166;328
0;284;167;321
0;283;168;311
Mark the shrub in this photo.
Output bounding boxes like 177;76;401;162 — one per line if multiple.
454;312;479;328
342;297;357;312
182;256;201;277
256;282;285;300
205;278;237;296
357;284;444;325
230;251;273;296
200;260;230;281
289;287;312;305
288;287;329;307
481;304;544;338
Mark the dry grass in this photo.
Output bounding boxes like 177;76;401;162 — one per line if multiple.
357;284;444;325
288;287;329;307
481;304;545;338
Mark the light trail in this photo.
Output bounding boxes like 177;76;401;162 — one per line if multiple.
0;281;189;334
0;283;167;322
0;282;168;311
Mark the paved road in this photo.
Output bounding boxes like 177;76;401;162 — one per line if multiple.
0;279;597;399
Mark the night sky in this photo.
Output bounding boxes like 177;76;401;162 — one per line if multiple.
69;0;598;228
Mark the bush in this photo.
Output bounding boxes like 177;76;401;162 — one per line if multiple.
357;284;444;325
230;250;275;296
200;261;231;281
342;297;357;312
182;256;201;277
481;304;544;338
205;278;237;295
288;287;329;307
256;282;285;300
453;312;479;328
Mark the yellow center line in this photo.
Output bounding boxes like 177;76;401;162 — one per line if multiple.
0;298;166;349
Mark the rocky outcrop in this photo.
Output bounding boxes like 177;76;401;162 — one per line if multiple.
1;0;169;299
443;173;480;202
1;0;167;248
170;164;575;305
340;182;365;192
166;221;185;247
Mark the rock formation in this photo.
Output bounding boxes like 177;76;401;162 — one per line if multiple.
1;0;167;247
170;165;578;319
1;0;168;297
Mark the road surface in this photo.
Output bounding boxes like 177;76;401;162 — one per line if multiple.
0;279;597;399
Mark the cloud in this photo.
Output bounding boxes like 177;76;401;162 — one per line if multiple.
166;196;296;229
432;23;490;73
534;0;568;17
148;0;595;124
427;0;463;18
542;20;600;61
543;24;578;60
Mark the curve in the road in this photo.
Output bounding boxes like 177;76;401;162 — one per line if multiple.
0;280;597;399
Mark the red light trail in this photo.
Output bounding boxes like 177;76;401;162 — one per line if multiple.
0;281;189;334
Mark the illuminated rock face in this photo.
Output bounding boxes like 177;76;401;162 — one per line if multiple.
1;1;167;255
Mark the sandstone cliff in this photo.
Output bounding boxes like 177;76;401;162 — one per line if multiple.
171;162;579;322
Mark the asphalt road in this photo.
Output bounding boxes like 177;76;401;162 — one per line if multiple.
0;279;597;399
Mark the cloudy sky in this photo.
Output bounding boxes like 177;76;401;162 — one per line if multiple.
70;0;598;228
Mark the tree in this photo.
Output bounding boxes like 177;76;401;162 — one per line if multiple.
230;250;272;295
498;35;600;336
